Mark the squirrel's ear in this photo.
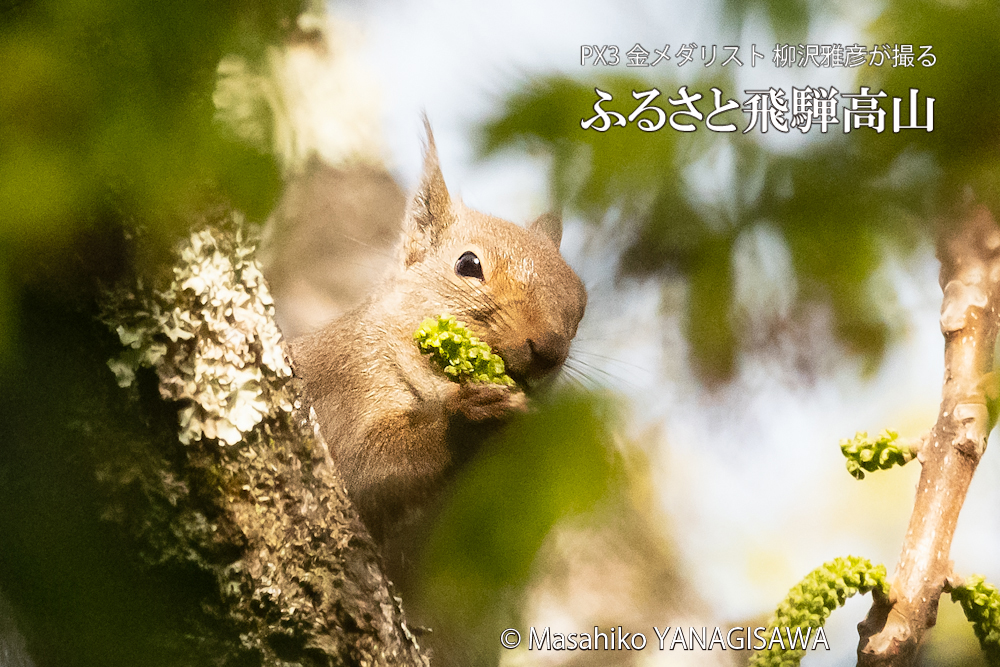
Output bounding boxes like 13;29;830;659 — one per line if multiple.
401;119;454;267
529;211;563;246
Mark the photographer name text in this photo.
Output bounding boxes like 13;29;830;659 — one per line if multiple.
499;625;830;652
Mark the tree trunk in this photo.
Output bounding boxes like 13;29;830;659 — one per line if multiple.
0;209;428;667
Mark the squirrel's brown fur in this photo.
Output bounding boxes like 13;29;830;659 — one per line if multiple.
290;124;586;540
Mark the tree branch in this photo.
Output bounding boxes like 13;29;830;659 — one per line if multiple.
857;204;1000;665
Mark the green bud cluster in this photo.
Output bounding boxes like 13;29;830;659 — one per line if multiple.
750;556;888;667
840;429;914;480
951;575;1000;664
414;314;515;386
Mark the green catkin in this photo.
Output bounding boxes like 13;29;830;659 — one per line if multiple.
840;429;914;480
749;556;889;667
951;575;1000;665
414;314;515;386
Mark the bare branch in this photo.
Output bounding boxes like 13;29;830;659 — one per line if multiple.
857;205;1000;665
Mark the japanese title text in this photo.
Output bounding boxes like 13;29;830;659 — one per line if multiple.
581;87;935;134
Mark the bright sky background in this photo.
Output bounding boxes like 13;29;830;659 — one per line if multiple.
324;1;1000;663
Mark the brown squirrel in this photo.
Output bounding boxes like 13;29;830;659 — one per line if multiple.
289;124;587;541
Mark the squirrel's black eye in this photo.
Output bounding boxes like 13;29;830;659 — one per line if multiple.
455;251;484;280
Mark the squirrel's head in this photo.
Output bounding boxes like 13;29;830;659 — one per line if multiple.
397;123;586;387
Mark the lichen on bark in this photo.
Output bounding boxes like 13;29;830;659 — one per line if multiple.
98;209;429;666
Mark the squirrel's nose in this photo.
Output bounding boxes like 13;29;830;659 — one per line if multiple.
526;332;570;379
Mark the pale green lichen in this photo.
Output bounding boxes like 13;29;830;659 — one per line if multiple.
951;575;1000;664
750;556;889;667
840;429;914;480
106;219;295;446
414;314;515;386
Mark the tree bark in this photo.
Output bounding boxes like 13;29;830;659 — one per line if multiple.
98;212;429;666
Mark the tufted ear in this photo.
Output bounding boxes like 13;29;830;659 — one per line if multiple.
401;118;455;267
529;211;563;246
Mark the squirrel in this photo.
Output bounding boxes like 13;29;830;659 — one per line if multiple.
289;123;587;542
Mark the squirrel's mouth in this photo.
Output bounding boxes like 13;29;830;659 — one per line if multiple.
510;369;562;395
507;369;530;391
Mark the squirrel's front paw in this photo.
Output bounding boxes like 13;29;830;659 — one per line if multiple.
452;382;527;421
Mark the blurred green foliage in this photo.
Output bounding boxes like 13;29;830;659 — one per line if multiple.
481;0;1000;382
412;391;625;664
0;0;302;361
423;392;621;604
951;574;1000;664
721;0;810;39
0;0;300;663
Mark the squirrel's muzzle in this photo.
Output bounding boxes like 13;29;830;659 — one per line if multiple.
528;332;571;376
504;330;571;384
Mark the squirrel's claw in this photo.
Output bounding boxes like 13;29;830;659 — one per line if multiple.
452;382;527;421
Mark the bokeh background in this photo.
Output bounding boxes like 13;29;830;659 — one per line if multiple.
2;0;1000;665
